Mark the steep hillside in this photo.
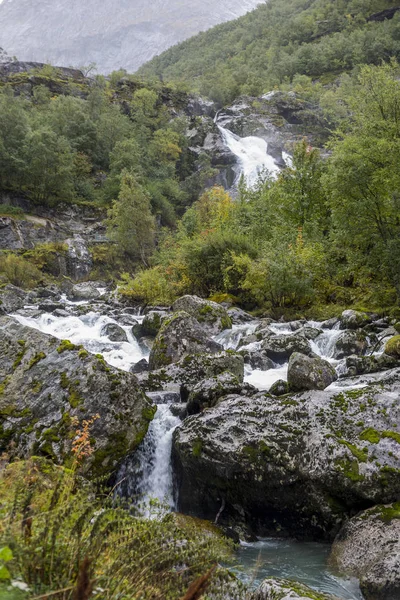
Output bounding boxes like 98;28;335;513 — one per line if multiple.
0;0;261;73
139;0;400;103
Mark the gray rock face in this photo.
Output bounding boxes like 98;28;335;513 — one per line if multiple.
343;353;398;377
288;352;337;391
0;316;154;476
187;372;256;415
252;579;340;600
172;295;232;335
149;311;223;370
173;373;400;538
0;284;28;314
140;310;169;337
65;236;93;281
330;505;400;600
0;0;261;74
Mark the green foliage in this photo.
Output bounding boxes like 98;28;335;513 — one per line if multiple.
0;458;235;599
0;254;43;289
107;171;155;263
139;0;400;104
0;205;24;217
118;268;176;306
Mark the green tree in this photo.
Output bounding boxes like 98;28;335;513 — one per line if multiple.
107;171;155;264
325;62;400;295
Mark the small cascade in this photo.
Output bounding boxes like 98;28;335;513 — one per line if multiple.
217;125;281;187
214;322;258;349
309;322;342;360
12;311;147;372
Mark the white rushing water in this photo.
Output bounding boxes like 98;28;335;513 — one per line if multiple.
218;125;281;187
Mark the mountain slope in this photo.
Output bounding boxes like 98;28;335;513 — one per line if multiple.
138;0;400;103
0;0;261;73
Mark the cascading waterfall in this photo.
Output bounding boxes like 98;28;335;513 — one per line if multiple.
217;125;281;187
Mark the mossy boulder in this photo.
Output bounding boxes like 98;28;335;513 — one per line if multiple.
0;316;154;476
172;295;232;335
252;578;340;600
187;372;256;415
334;330;368;359
385;335;400;358
261;333;312;361
288;352;337;391
173;369;400;539
330;504;400;600
149;311;223;370
141;310;169;337
340;309;372;330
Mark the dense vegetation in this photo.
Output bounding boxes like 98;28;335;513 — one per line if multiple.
0;66;204;225
139;0;400;104
122;63;400;318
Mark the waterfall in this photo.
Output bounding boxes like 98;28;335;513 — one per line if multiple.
217;124;281;187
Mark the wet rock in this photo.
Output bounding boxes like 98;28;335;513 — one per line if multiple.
340;310;372;330
334;330;368;359
299;326;322;340
52;308;71;318
173;371;400;538
269;379;289;396
228;307;255;324
172;295;232;335
130;358;149;374
71;282;101;300
118;314;140;326
289;320;305;331
240;349;275;371
146;391;180;405
261;333;312;362
0;284;28;313
0;316;154;476
38;301;64;313
321;317;340;329
288;352;337;391
187;372;256;415
149;311;223;370
252;579;340;600
169;403;188;419
343;353;398;377
138;336;154;353
140;310;169;337
330;504;400;600
100;322;128;342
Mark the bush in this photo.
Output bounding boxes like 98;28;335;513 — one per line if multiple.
0;254;43;289
118;267;177;306
24;242;68;276
0;204;24;216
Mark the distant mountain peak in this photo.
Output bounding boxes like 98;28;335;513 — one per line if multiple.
0;0;261;73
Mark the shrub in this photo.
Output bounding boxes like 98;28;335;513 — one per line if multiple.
0;254;43;289
0;458;236;599
24;242;68;275
0;205;24;217
118;267;177;306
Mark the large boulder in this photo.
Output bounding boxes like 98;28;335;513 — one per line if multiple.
252;579;340;600
149;311;223;370
385;335;400;358
173;371;400;539
343;353;398;377
288;352;337;391
0;284;29;314
261;333;312;361
334;330;368;359
138;351;245;393
340;310;372;330
187;372;256;415
70;281;102;300
172;295;232;335
100;322;128;342
0;316;154;476
330;504;400;600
